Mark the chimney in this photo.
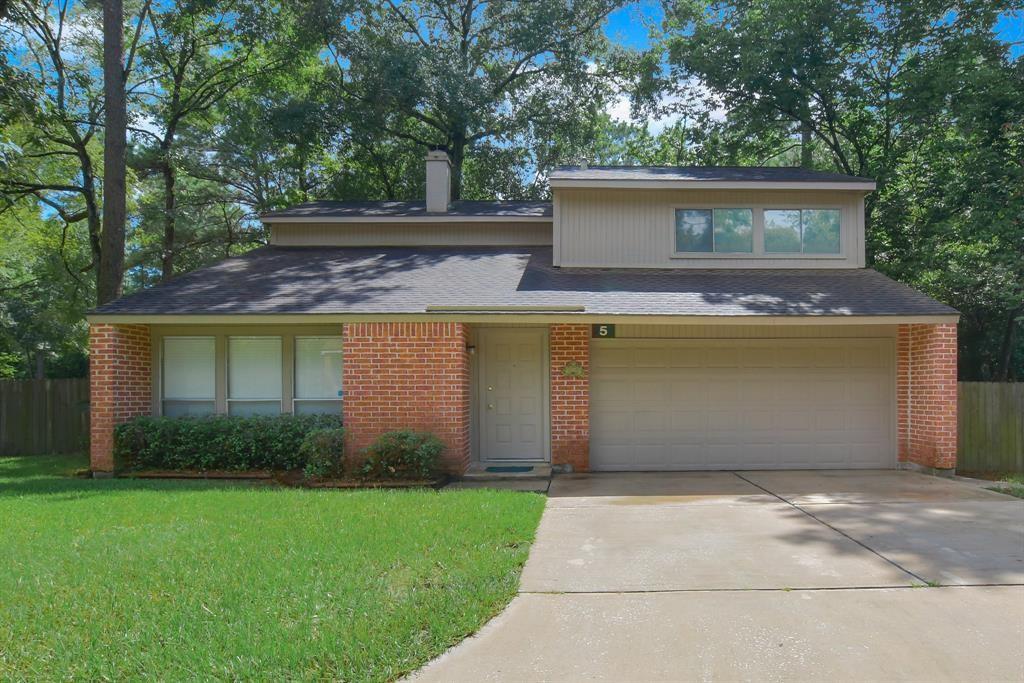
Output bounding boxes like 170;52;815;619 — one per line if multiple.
425;148;451;213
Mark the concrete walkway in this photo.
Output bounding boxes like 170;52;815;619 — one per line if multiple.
413;471;1024;682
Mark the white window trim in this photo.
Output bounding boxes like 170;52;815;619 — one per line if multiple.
669;205;847;260
763;207;843;255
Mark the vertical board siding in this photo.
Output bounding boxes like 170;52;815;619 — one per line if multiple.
0;378;90;455
556;188;864;268
958;382;1024;474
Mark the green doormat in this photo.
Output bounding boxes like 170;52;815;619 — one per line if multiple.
485;466;533;473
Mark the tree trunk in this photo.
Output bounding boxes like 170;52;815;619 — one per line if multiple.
449;132;466;201
161;158;176;281
99;0;127;305
34;350;46;379
800;120;813;168
996;307;1022;382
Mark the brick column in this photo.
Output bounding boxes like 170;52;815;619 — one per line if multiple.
897;323;958;470
89;324;152;473
550;324;590;472
342;322;470;474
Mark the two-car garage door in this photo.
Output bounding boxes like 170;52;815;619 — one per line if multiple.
589;338;895;470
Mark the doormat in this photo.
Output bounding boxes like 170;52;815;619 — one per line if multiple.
485;466;533;473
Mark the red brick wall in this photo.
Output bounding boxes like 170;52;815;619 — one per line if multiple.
550;324;590;471
342;322;470;473
89;324;152;472
897;323;958;470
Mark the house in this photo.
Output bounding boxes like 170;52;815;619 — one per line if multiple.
87;151;959;475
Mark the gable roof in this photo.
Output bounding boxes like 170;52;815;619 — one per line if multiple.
261;200;552;222
549;166;876;190
91;246;956;320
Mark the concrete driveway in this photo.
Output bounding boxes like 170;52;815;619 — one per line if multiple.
412;471;1024;682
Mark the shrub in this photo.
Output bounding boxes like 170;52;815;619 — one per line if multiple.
299;428;347;478
113;414;343;472
359;430;445;480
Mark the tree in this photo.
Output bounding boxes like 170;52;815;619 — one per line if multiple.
310;0;626;199
658;0;1024;379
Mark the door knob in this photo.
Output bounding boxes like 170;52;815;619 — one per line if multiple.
487;403;495;410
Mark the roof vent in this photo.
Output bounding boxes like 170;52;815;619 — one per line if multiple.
580;158;589;170
425;149;451;213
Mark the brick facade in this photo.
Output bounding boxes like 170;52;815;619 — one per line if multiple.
897;323;958;470
342;322;471;473
550;324;590;472
89;324;152;472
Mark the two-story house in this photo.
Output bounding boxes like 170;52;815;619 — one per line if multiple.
87;151;959;475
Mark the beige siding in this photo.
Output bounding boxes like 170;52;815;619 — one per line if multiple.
269;221;552;247
617;324;897;339
555;188;866;268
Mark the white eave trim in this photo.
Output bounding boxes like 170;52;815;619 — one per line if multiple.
549;179;876;191
88;312;958;325
262;214;553;224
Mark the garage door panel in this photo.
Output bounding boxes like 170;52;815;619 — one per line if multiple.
589;338;895;471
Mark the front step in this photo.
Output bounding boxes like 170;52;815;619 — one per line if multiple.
461;463;552;481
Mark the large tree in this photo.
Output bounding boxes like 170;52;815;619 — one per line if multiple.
309;0;626;199
657;0;1024;379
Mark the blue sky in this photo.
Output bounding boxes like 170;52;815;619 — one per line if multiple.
604;1;1024;57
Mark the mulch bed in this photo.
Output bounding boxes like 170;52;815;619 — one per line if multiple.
118;469;448;490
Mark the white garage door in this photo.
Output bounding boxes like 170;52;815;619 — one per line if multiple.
590;338;895;471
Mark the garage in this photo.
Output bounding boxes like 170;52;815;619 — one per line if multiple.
589;338;895;471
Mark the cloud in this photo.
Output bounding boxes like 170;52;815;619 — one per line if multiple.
607;78;727;134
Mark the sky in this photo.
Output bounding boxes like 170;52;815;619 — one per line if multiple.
600;1;1023;130
603;1;1024;54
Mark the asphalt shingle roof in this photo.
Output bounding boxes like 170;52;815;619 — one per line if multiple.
261;200;552;220
93;246;956;318
550;166;875;184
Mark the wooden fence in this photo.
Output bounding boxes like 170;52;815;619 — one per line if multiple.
958;382;1024;474
0;378;90;456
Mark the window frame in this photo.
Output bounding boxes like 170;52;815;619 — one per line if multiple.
763;207;843;255
150;325;342;417
672;206;755;256
292;335;344;416
670;204;845;260
226;335;284;416
160;335;217;417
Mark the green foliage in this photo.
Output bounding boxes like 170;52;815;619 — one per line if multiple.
113;414;343;472
299;427;347;478
359;430;445;481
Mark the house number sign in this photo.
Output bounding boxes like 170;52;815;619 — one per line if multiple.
592;324;616;338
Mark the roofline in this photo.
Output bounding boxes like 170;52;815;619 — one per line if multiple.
261;214;553;224
549;179;876;191
87;312;958;325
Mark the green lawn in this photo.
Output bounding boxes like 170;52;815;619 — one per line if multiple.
0;455;545;681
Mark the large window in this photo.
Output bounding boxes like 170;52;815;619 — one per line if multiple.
162;337;216;417
294;336;343;415
675;208;753;253
227;336;282;416
765;209;841;254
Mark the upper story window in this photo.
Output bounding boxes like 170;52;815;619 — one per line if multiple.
765;209;840;254
675;208;754;253
674;207;841;257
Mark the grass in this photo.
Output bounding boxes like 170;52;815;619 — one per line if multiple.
987;473;1024;499
0;454;545;681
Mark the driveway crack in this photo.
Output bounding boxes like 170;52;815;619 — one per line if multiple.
731;472;930;585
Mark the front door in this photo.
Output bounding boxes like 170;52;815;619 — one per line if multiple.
478;328;548;462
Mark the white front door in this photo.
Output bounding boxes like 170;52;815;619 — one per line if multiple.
478;328;548;462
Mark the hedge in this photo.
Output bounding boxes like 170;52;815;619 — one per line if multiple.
113;414;344;472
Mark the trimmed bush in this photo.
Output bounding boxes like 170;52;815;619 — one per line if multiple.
359;430;445;480
113;414;343;472
299;428;347;478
